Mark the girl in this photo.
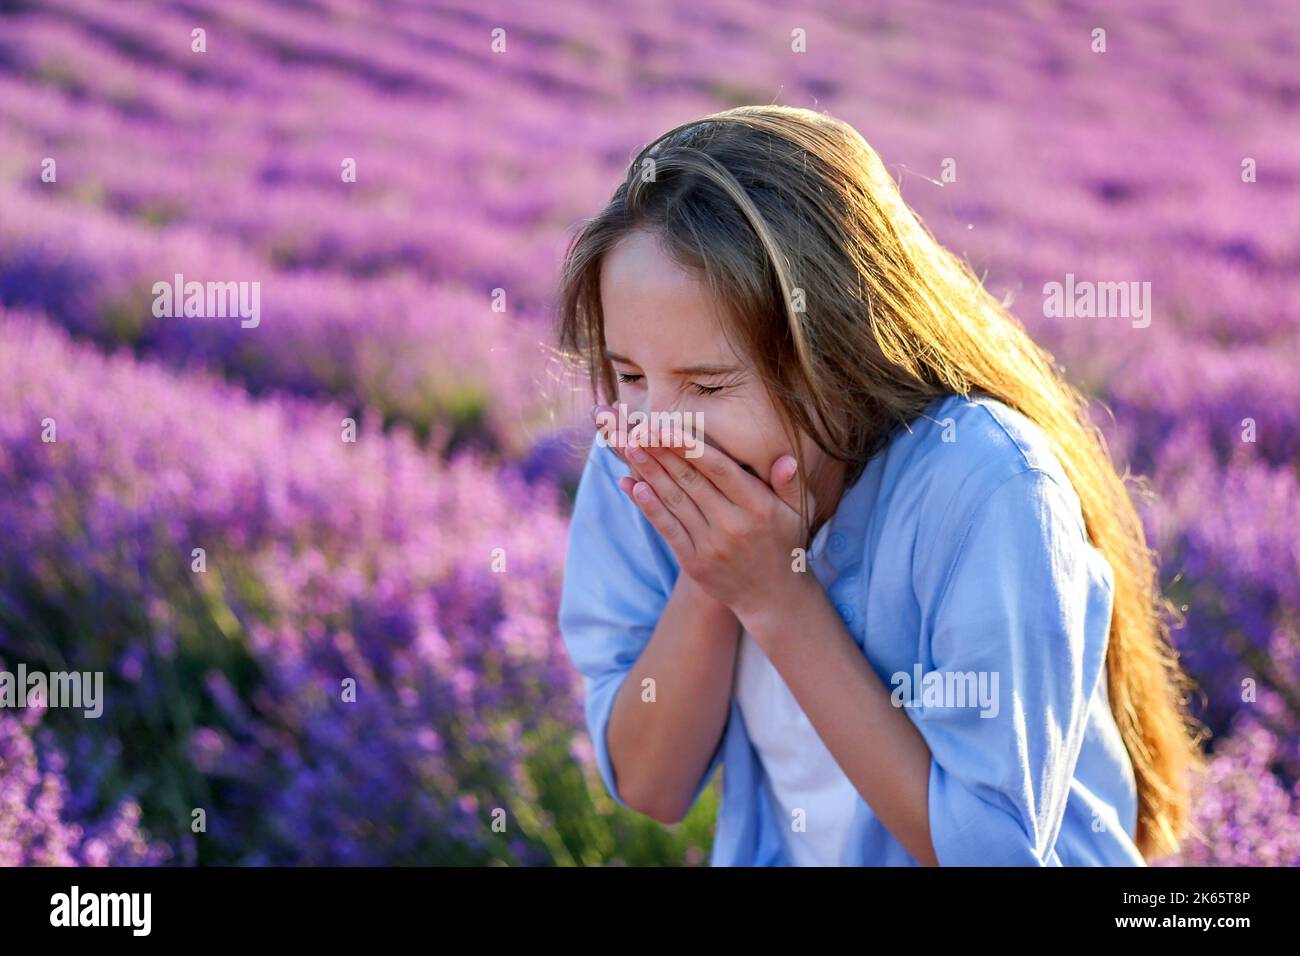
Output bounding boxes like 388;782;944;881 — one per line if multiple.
554;105;1206;866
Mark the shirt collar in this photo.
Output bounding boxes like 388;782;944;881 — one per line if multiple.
808;516;833;561
807;449;881;570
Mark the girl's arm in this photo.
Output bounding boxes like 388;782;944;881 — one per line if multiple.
744;467;1107;866
745;574;940;865
605;569;741;823
558;435;737;825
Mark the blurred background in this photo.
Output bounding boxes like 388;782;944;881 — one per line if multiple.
0;0;1296;865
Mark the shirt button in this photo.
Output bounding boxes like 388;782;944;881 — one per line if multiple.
829;532;846;552
836;603;855;624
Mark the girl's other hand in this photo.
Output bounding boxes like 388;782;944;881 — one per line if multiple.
591;403;647;491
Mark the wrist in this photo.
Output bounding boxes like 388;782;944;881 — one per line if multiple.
734;570;821;643
676;570;738;623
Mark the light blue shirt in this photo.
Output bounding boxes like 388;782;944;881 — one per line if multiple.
558;392;1145;866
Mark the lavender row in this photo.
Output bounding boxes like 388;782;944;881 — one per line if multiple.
0;191;563;457
0;309;582;863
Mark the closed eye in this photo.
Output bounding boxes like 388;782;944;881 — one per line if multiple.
617;372;726;397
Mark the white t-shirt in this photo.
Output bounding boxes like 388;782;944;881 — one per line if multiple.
733;521;861;866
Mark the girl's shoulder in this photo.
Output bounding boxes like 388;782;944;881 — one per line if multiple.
870;392;1104;619
878;391;1086;538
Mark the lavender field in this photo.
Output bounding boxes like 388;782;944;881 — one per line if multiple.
0;0;1297;865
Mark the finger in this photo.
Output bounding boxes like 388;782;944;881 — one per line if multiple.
625;428;710;542
654;429;769;512
628;479;697;560
638;422;735;522
611;436;649;485
769;455;804;514
770;454;818;538
593;408;647;481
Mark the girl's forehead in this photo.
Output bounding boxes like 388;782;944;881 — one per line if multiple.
601;232;707;300
604;311;725;357
599;231;764;375
602;311;743;369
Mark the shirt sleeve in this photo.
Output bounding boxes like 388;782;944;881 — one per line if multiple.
911;466;1114;866
557;436;727;812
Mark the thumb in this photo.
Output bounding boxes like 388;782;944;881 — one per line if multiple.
771;455;815;519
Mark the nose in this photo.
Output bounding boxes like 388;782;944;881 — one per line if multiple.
625;384;690;441
642;380;687;415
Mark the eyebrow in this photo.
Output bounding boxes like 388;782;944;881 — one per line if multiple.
604;350;742;377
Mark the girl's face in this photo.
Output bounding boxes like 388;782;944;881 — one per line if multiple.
599;228;845;529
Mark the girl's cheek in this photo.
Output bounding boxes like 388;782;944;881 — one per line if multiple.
699;422;761;476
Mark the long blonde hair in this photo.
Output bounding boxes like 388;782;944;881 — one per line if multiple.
553;104;1207;858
